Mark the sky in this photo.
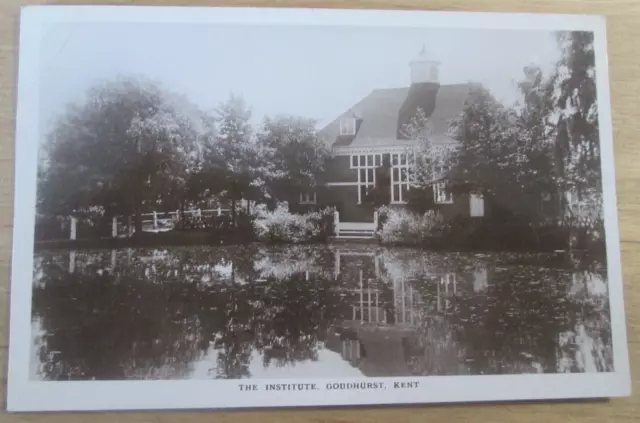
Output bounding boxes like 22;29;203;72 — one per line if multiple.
38;22;562;137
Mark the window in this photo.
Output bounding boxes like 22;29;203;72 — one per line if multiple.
340;117;356;136
391;153;411;203
351;154;382;203
432;164;452;204
300;192;316;205
469;193;484;217
433;182;453;204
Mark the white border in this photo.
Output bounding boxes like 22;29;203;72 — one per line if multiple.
8;5;631;412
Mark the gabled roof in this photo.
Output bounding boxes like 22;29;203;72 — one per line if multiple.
320;83;470;149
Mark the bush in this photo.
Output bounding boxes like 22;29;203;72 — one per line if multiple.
253;203;335;243
377;206;445;246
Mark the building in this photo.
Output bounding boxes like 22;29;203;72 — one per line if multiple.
305;46;486;225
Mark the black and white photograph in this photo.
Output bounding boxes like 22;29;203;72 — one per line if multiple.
8;6;630;412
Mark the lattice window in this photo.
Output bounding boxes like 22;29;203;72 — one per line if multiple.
391;152;411;203
351;154;382;204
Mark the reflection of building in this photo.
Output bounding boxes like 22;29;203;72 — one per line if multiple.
327;247;465;377
333;248;463;325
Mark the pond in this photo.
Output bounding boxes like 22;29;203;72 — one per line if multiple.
30;244;613;381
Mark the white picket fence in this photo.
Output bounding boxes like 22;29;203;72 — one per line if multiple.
67;207;231;240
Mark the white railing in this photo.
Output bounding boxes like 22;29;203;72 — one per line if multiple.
138;207;231;233
334;210;340;238
67;207;231;239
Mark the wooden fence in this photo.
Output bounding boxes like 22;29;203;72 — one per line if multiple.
63;208;231;240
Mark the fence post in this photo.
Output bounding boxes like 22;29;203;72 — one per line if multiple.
373;210;378;231
217;206;222;216
69;251;76;273
153;211;158;229
197;208;202;218
70;216;77;240
112;217;118;238
176;209;180;222
334;210;340;238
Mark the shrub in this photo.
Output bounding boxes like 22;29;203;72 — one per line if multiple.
377;206;444;246
254;203;335;243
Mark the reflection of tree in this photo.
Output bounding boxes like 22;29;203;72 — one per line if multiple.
211;285;254;379
31;246;612;381
32;256;207;380
253;273;342;368
32;245;350;381
408;261;612;375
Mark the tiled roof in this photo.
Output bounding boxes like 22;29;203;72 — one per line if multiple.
320;83;470;149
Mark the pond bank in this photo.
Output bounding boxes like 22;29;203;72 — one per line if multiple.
34;231;225;252
32;232;601;270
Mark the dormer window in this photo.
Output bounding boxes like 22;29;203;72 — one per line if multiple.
339;117;356;136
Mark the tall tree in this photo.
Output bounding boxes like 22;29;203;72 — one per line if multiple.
257;115;331;208
398;107;454;213
448;85;520;215
200;94;257;224
39;76;199;234
550;31;602;232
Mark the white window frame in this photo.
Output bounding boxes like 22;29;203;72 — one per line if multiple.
469;193;484;217
339;117;356;136
433;182;453;204
390;152;411;204
299;191;317;205
432;164;453;204
351;154;381;204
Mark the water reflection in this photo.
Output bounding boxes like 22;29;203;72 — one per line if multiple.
31;245;613;380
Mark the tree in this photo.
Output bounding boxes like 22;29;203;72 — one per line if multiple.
39;76;200;235
125;95;202;225
447;79;560;238
515;64;562;224
549;31;603;242
398;107;453;213
448;85;520;213
257;115;331;208
198;94;258;225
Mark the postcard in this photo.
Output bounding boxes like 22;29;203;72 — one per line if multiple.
7;5;630;412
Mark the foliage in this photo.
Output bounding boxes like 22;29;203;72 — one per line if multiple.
377;206;445;246
38;76;203;234
444;31;603;250
197;95;261;220
257;116;332;207
402;107;454;189
253;203;334;243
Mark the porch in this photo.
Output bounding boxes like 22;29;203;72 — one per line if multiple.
333;210;378;239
